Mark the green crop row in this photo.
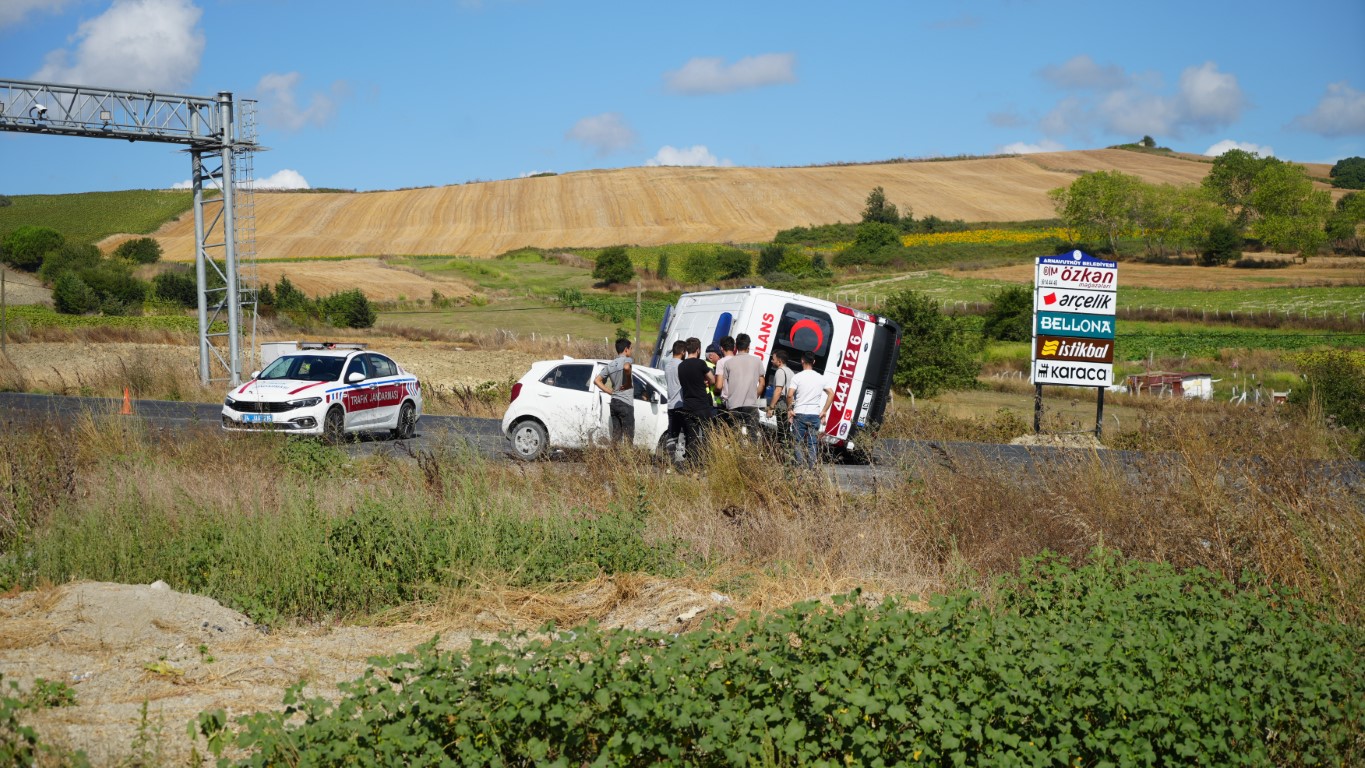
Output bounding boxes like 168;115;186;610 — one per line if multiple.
205;550;1363;767
0;304;220;333
0;190;192;245
1116;330;1365;359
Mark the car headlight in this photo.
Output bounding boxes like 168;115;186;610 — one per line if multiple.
286;397;322;409
224;396;236;407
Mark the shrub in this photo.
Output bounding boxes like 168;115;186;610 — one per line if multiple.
757;243;785;275
274;275;308;311
0;225;63;271
834;221;904;266
714;248;751;280
682;249;720;283
215;551;1365;767
37;243;100;283
656;252;670;279
153;269;198;308
1289;349;1365;433
318;289;376;329
982;283;1032;342
1200;223;1242;266
1330;156;1365;190
51;272;99;314
876;289;982;397
112;236;162;264
592;245;635;286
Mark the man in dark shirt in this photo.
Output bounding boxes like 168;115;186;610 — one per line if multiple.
677;336;715;465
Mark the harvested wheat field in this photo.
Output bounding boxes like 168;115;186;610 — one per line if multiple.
252;258;475;302
144;150;1231;260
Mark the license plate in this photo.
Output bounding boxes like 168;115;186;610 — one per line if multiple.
856;388;875;427
243;413;273;424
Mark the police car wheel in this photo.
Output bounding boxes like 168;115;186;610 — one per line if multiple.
510;419;548;461
391;402;417;440
322;407;347;445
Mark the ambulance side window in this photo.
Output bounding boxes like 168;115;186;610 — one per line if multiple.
712;313;733;345
773;305;833;374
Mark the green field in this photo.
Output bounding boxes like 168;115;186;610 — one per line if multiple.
393;252;599;295
0;190;192;245
379;298;625;340
829;272;1365;317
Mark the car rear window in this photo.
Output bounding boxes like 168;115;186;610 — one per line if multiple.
367;354;398;378
542;364;595;392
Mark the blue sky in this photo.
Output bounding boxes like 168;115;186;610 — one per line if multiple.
2;0;1363;195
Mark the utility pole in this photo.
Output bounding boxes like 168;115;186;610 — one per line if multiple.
634;279;642;361
1;269;7;357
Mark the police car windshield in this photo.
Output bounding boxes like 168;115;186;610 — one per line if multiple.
259;355;345;382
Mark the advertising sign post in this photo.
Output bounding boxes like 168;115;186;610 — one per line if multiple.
1030;250;1118;437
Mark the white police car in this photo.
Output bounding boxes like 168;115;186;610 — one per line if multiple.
222;343;422;442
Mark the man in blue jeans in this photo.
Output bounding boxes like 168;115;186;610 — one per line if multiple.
786;352;833;470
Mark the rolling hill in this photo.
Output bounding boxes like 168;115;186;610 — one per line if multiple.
140;149;1226;260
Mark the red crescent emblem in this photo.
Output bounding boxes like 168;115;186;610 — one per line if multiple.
789;319;824;350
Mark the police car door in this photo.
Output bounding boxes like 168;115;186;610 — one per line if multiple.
342;353;376;428
365;353;403;428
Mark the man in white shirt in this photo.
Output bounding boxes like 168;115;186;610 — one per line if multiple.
787;351;833;470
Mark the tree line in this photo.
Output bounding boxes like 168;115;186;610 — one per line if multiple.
1051;151;1365;262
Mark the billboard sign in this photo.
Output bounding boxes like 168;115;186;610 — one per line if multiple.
1034;335;1116;364
1031;250;1117;388
1032;359;1114;387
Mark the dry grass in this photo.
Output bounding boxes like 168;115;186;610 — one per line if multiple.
134;149;1217;259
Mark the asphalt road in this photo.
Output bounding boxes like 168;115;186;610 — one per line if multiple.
2;392;1361;492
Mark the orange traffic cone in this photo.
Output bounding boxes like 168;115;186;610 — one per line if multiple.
120;387;133;416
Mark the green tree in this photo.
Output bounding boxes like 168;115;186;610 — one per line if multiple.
1248;160;1332;259
319;289;376;328
275;275;308;311
1200;223;1242;266
656;253;670;279
1329;156;1365;190
0;225;64;271
37;243;100;284
592;246;635;286
757;243;786;275
875;289;982;398
52;272;99;314
1288;350;1365;434
1202;148;1272;228
836;221;903;266
153;269;199;307
681;250;719;283
112;237;162;264
1327;192;1365;253
861;186;900;225
982;284;1033;342
715;248;751;280
79;259;147;307
1140;135;1156;148
1049;171;1141;253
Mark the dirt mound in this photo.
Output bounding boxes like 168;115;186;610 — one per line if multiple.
140;149;1224;260
0;577;735;764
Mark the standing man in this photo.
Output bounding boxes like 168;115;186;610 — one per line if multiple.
678;337;716;465
788;352;833;471
663;339;687;458
704;343;725;412
594;338;635;446
766;348;793;440
716;333;765;436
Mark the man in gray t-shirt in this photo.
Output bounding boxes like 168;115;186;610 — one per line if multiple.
716;333;765;437
594;338;635;445
663;340;686;457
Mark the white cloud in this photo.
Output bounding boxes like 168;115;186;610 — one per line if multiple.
1039;55;1129;90
1033;58;1246;141
566;113;636;156
32;0;204;91
664;53;796;95
0;0;74;28
255;72;348;132
645;145;732;167
254;169;310;189
1291;82;1365;137
1203;140;1273;158
169;168;311;190
997;139;1066;155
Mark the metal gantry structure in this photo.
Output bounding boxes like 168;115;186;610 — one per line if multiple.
0;78;260;386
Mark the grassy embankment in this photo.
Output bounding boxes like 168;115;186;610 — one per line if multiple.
2;405;1361;763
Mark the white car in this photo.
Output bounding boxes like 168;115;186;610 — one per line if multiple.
502;358;674;460
222;344;422;441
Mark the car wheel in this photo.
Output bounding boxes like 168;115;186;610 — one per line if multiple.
322;407;347;445
656;432;684;463
391;401;417;440
509;419;548;461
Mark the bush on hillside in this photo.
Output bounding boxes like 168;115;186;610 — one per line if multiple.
592;246;635;286
112;237;162;264
757;243;786;275
1289;349;1365;435
0;226;64;271
1330;156;1365;190
1201;223;1243;266
834;221;904;267
52;273;99;315
153;270;199;308
681;250;719;283
715;248;751;280
982;284;1033;342
318;289;376;329
37;243;100;284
